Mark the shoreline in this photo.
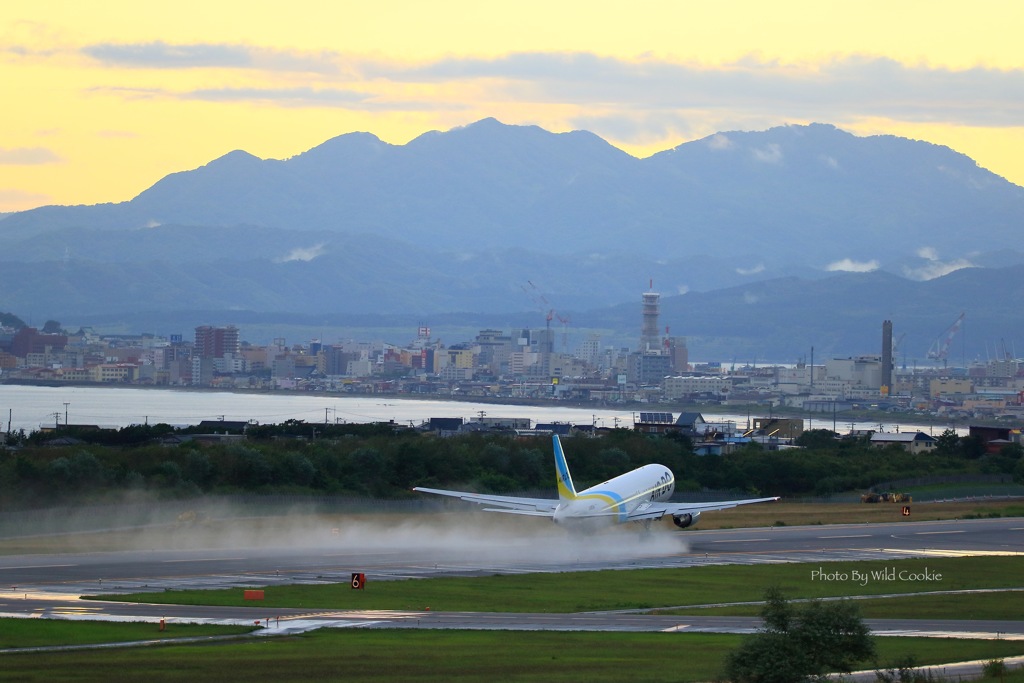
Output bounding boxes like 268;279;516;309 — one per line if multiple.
0;381;972;434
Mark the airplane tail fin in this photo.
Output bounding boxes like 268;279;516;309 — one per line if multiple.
553;435;577;502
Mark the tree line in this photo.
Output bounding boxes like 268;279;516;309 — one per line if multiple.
1;424;1021;510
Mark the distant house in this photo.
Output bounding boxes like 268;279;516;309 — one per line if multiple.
751;417;804;440
634;411;676;434
38;424;103;434
969;425;1022;453
675;412;707;432
534;422;573;435
426;417;463;435
870;431;936;454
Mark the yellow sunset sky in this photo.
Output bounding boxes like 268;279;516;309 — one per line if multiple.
2;0;1023;212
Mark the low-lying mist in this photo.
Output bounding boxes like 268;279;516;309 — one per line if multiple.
0;494;690;566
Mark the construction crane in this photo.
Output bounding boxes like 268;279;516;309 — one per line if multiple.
927;312;965;362
892;332;906;356
521;281;553;328
892;332;907;369
522;280;571;352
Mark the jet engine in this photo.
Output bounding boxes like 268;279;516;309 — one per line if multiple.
672;512;700;529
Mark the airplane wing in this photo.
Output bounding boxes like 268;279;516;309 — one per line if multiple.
625;496;780;522
412;486;559;516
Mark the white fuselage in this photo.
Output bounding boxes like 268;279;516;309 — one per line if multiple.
552;464;675;527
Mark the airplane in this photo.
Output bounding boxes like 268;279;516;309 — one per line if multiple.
413;434;778;530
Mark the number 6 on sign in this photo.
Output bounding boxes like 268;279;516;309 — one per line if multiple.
351;572;366;590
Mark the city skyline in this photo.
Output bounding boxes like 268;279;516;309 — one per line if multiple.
2;1;1023;212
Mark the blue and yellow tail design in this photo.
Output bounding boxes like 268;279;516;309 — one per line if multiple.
553;435;577;502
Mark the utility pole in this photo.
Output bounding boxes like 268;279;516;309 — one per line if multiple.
64;402;70;426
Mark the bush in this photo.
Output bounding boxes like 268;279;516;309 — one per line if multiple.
982;659;1007;681
724;588;875;683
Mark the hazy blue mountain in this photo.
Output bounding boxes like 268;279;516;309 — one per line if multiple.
1;119;1023;359
4;119;1020;260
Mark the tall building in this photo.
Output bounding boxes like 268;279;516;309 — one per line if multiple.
9;327;68;358
578;334;602;367
194;325;240;360
641;290;661;353
475;329;513;374
667;337;689;372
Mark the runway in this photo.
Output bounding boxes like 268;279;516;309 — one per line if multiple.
0;516;1022;639
1;516;1020;594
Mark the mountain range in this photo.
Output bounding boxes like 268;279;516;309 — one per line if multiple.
1;119;1022;361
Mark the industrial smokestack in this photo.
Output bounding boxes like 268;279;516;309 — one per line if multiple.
881;320;893;394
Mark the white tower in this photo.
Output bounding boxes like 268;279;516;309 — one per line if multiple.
641;289;661;353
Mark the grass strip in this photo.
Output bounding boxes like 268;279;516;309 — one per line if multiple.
1;629;1022;683
0;617;254;649
699;501;1024;529
659;590;1024;620
97;556;1024;613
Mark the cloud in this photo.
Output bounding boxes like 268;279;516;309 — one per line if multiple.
73;44;1024;138
820;155;839;169
186;87;370;107
752;143;783;164
570;112;701;148
0;147;62;164
275;244;327;263
676;285;690;295
903;247;973;280
736;264;765;276
743;291;760;304
0;187;51;211
826;258;880;272
90;84;445;111
903;259;973;280
378;51;1024;130
0;20;69;60
83;41;341;75
708;134;735;150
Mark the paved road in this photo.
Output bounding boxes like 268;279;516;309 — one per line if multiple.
2;594;1023;640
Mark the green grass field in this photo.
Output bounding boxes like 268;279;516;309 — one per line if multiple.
0;618;254;649
2;629;1023;683
97;556;1024;614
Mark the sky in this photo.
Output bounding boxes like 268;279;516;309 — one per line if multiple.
2;1;1023;212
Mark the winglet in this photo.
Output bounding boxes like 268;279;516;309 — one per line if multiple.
553;435;577;501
